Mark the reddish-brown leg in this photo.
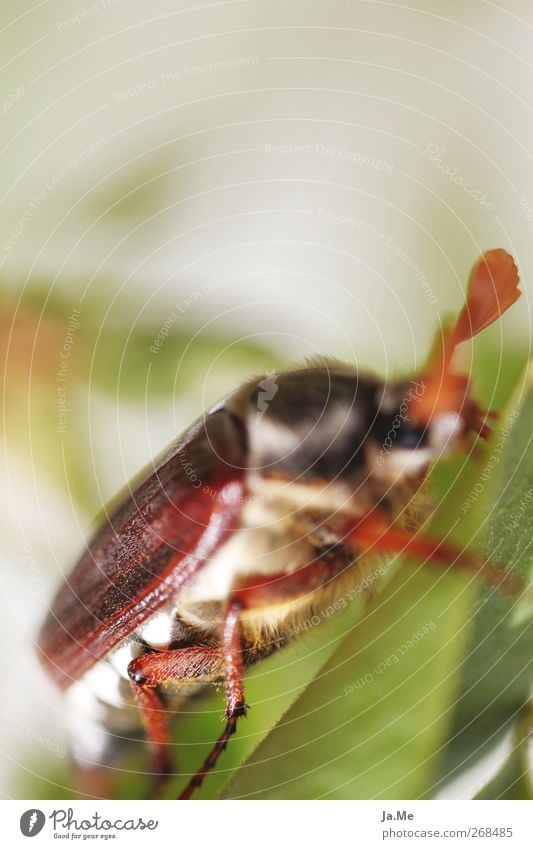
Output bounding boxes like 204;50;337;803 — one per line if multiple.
128;646;224;795
178;603;247;800
343;509;525;596
129;685;173;788
177;551;359;799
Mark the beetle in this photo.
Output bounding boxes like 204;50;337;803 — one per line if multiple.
38;248;524;800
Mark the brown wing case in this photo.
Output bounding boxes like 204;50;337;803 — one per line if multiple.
38;409;247;689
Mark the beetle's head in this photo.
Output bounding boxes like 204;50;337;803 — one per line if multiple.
244;249;520;495
368;249;521;483
364;377;471;486
243;367;456;494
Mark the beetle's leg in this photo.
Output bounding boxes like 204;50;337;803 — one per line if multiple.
129;684;173;786
127;646;224;793
344;509;525;596
178;556;358;799
178;603;247;800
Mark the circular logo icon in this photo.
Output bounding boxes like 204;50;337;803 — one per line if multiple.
20;810;46;837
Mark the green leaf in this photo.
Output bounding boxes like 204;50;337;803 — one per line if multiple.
221;568;472;799
220;361;532;799
474;709;532;800
436;363;533;788
168;599;370;800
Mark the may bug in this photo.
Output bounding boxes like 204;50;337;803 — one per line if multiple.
38;249;523;799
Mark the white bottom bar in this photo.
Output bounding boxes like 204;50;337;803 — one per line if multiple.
3;800;530;848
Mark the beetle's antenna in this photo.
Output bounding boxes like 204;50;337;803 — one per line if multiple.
453;249;520;346
409;249;520;433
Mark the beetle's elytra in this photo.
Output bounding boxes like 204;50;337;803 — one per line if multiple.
38;249;523;799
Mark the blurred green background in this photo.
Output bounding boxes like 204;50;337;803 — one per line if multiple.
0;0;531;800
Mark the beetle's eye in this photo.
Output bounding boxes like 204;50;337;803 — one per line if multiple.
371;410;428;451
396;427;428;449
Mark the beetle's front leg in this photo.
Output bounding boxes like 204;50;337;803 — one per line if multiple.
343;509;525;596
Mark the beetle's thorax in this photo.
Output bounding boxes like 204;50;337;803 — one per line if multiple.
177;475;357;610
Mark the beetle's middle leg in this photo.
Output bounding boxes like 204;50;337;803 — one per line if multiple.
135;552;355;800
177;555;353;799
127;645;225;794
128;605;248;800
176;602;247;799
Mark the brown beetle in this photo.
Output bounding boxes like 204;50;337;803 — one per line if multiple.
38;249;523;799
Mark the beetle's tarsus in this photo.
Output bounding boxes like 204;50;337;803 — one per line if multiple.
227;701;248;719
178;716;240;800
